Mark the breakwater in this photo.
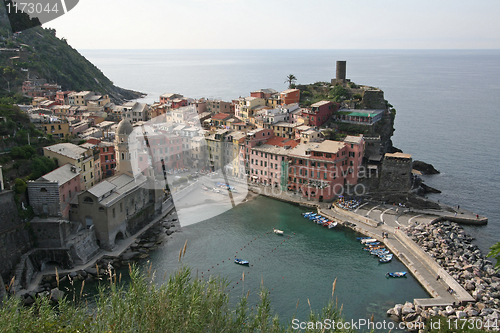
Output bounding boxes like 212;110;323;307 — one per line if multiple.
386;221;500;328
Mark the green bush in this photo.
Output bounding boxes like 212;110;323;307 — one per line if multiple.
14;178;27;194
0;265;355;333
10;145;36;159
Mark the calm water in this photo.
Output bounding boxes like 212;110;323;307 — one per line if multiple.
148;196;428;326
79;49;500;325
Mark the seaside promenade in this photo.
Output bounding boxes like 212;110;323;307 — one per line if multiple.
248;183;479;308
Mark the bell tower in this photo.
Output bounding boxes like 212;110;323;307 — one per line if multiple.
115;119;135;177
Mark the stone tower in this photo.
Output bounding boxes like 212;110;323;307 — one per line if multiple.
336;61;346;83
332;61;350;85
115;119;136;177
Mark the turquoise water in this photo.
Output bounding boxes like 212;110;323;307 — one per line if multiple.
148;196;429;327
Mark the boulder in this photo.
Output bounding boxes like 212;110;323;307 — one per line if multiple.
50;288;64;302
467;309;479;317
456;311;467;319
394;304;404;317
445;305;455;315
85;267;98;276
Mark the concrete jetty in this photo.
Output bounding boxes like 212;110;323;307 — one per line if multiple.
247;183;481;308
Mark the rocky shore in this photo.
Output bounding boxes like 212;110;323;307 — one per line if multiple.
387;221;500;331
18;214;180;306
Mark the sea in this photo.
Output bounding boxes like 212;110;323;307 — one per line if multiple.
79;49;500;329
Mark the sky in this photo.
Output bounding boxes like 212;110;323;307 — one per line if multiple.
43;0;500;49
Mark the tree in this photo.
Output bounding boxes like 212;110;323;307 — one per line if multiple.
285;74;297;88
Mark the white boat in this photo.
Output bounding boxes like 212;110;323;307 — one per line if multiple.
360;238;378;244
273;228;284;235
328;222;338;229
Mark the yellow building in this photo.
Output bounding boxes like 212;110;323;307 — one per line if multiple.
43;143;96;190
41;121;70;139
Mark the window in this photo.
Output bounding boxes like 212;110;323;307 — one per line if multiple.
324;173;327;180
83;196;94;203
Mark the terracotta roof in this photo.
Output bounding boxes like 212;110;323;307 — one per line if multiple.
212;113;232;120
265;136;299;148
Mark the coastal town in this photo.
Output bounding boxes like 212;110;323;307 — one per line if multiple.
0;61;498;331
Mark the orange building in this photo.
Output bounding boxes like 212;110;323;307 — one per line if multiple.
280;89;300;105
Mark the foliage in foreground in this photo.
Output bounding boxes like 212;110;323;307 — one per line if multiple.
0;265;355;333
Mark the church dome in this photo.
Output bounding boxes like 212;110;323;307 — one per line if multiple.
116;119;133;135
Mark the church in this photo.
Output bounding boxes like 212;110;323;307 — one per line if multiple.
70;119;164;250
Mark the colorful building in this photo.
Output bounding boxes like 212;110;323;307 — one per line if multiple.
301;100;335;127
280;88;300;105
43;143;96;190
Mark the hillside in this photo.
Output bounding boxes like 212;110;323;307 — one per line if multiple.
0;6;142;103
297;81;398;153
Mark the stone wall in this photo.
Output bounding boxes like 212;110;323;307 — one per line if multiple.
362;89;386;109
0;191;33;281
30;218;72;248
13;249;74;290
0;190;20;233
27;181;61;216
379;157;412;191
67;228;100;265
126;203;155;235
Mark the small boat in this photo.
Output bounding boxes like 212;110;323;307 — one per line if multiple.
234;259;249;265
357;237;371;240
273;228;284;235
379;254;393;263
360;238;378;244
328;222;338;229
302;212;314;216
372;250;390;256
386;272;407;278
365;242;380;246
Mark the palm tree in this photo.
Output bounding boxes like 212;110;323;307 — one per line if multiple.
285;74;297;88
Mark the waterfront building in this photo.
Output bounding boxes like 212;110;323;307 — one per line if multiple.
248;136;299;188
334;108;385;125
287;136;364;201
159;93;183;105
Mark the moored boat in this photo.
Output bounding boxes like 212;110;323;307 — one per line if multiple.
379;254;393;263
328;222;338;228
273;228;284;235
386;272;407;278
234;258;249;265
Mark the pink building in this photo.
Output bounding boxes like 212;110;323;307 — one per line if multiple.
301;100;337;127
287;136;364;201
248;136;298;186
